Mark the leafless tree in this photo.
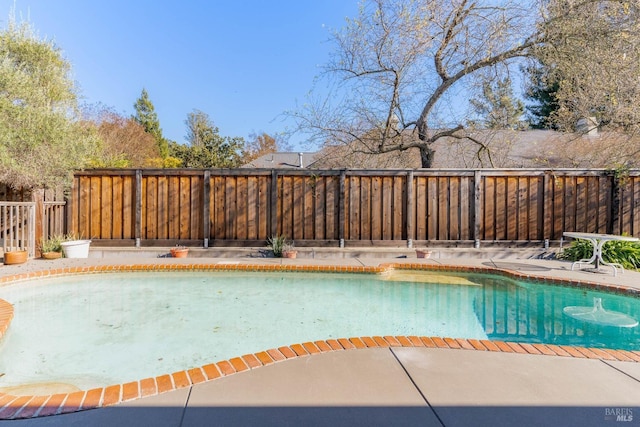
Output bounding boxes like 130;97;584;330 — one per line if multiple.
291;0;639;168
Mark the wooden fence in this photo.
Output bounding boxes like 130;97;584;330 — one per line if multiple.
65;168;640;247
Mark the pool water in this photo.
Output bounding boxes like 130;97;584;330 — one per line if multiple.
0;270;637;391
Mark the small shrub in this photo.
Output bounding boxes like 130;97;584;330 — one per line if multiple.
267;235;288;257
559;238;640;270
40;235;64;253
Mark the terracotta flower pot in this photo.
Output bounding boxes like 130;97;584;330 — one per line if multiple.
282;250;297;259
4;250;28;265
416;249;432;259
171;248;189;258
41;251;62;260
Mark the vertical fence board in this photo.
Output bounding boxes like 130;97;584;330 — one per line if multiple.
459;177;469;240
483;177;494;241
348;176;360;240
449;178;460;240
98;176;111;239
586;177;599;233
416;177;426;240
191;176;202;240
89;177;101;239
575;176;586;235
528;177;540;240
303;177;314;239
111;176;123;239
236;177;247;240
167;177;180;238
292;176;304;240
495;177;506;240
381;177;392;240
157;176;168;239
313;178;325;240
322;177;331;240
279;176;290;238
121;175;133;239
328;176;337;240
212;176;223;239
599;177;611;234
506;177;517;240
259;175;269;240
620;178;633;235
437;178;449;240
370;176;382;240
247;176;258;240
393;176;404;240
427;177;438;239
146;177;158;240
224;177;236;240
517;177;528;240
633;178;640;236
360;177;371;240
565;177;576;232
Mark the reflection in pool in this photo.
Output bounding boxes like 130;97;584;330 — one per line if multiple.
0;270;636;391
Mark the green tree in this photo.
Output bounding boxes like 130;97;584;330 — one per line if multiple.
523;64;560;130
469;77;525;130
0;18;98;189
133;88;169;159
170;109;243;168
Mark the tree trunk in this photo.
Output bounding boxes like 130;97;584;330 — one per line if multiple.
419;145;434;168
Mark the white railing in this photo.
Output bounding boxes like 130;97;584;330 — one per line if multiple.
0;202;36;257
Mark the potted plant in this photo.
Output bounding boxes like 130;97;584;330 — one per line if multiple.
267;235;287;257
40;235;64;259
3;248;28;265
415;249;432;259
282;242;298;259
170;245;189;258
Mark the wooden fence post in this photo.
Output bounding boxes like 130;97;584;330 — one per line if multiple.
203;170;211;247
33;189;44;257
339;170;346;247
542;172;551;240
406;170;414;245
135;169;142;247
474;170;482;245
270;169;278;237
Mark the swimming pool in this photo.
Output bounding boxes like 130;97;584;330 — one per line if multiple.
0;268;638;393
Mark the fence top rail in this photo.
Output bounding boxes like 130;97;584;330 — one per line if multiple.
0;201;36;207
73;167;640;178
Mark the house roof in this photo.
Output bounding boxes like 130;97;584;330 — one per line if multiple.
240;152;321;169
241;130;640;169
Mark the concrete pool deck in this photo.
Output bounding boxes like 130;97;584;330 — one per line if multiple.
0;252;639;426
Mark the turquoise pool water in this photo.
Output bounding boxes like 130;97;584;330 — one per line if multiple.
0;270;637;391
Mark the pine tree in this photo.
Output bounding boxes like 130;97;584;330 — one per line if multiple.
133;88;169;158
469;77;525;130
524;64;560;129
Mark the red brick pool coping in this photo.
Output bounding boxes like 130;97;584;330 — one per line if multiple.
0;262;638;420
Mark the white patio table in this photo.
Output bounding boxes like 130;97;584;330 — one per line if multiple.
562;232;639;276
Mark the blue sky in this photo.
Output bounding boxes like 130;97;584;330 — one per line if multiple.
2;1;360;149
